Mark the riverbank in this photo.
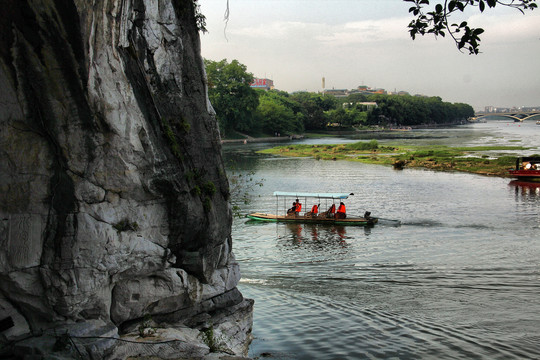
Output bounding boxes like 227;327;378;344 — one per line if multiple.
258;141;534;177
221;134;304;144
220;122;467;144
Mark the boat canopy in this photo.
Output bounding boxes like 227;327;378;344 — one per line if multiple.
519;157;540;163
273;191;353;199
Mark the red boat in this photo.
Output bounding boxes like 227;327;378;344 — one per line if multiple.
509;157;540;181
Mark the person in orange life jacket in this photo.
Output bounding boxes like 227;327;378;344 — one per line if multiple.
294;199;302;216
307;203;319;217
326;203;336;218
335;202;346;219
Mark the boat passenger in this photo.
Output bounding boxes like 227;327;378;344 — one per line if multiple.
325;203;336;218
335;202;346;219
287;202;297;216
306;204;319;217
295;199;302;216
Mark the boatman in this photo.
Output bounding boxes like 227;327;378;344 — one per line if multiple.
335;202;346;219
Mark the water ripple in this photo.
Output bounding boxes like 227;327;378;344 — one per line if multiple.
244;285;540;359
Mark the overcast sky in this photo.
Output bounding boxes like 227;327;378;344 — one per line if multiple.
199;0;540;110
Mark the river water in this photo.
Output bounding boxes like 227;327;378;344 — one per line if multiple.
223;121;540;359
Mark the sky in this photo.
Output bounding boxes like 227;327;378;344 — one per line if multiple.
199;0;540;111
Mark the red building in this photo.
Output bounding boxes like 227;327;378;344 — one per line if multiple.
250;78;274;90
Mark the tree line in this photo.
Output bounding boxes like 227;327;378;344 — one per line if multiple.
204;58;475;137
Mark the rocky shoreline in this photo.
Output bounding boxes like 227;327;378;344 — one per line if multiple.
10;299;254;359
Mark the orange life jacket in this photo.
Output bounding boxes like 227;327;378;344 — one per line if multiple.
295;202;302;212
337;204;346;214
311;205;318;213
329;204;336;214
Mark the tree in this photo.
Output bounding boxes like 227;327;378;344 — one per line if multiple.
366;94;474;126
345;93;369;104
255;91;304;134
204;59;259;136
289;92;337;130
327;107;355;127
405;0;537;54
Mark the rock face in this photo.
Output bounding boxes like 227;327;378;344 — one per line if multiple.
0;0;252;358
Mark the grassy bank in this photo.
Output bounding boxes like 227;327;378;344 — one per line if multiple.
258;141;534;177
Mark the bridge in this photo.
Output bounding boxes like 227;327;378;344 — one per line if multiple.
472;111;540;122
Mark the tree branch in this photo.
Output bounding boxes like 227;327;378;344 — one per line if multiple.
405;0;537;54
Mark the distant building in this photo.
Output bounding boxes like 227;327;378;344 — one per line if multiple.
324;88;348;97
324;86;387;97
343;101;378;110
355;86;386;95
250;78;274;90
358;102;378;109
342;101;378;111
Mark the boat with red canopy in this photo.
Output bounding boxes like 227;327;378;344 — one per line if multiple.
509;157;540;181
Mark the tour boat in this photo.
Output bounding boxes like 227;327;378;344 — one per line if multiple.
247;191;378;226
509;157;540;181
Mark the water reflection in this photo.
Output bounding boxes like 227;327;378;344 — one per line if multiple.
509;180;540;203
275;223;372;249
281;223;348;244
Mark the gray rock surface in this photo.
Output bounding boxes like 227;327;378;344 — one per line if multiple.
0;0;252;358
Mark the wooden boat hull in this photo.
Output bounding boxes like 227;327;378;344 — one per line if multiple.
247;212;378;226
508;169;540;182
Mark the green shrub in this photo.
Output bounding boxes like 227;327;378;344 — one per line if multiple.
346;139;379;151
113;219;139;232
202;181;216;196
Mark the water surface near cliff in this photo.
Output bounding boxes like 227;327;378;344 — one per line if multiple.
225;121;540;359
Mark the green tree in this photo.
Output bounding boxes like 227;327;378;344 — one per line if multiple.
255;91;304;134
204;59;259;136
345;93;369;104
327;107;355;127
405;0;537;54
351;109;368;125
366;94;474;126
289;92;338;130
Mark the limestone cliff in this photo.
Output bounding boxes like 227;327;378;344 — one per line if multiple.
0;0;252;358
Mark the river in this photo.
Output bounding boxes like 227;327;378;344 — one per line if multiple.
223;121;540;359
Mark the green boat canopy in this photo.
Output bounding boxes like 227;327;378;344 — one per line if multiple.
273;191;353;199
